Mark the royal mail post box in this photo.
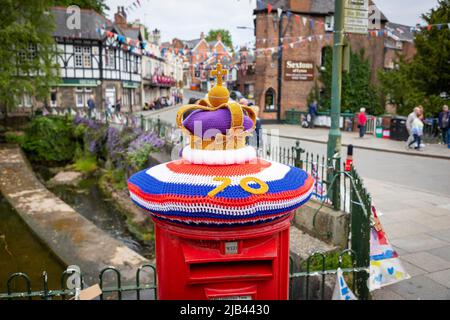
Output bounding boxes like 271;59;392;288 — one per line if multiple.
128;63;314;300
153;213;293;300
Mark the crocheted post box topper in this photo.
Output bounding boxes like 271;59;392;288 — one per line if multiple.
128;63;315;227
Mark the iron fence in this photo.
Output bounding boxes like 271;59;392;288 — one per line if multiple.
11;109;373;300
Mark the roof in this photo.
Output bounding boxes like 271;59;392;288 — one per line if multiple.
386;22;414;42
51;6;109;40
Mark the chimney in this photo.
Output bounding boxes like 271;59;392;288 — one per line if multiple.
217;33;222;42
200;32;205;40
114;6;127;26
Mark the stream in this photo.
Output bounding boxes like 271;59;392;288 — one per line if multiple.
33;165;153;260
0;195;65;293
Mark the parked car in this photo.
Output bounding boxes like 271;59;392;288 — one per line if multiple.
230;90;245;102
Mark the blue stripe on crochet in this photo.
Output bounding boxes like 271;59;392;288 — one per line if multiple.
128;167;309;199
131;192;312;221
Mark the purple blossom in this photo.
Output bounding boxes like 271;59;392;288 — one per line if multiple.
128;132;164;153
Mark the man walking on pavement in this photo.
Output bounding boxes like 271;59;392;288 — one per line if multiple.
438;105;449;145
406;106;421;148
357;108;367;138
308;100;319;129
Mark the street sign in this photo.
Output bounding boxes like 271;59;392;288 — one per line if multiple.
344;0;369;34
284;60;315;81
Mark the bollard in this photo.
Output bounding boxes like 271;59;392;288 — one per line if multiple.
345;144;354;172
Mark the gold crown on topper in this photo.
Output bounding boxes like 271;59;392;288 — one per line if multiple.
176;63;257;151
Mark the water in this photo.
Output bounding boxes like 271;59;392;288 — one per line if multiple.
34;166;153;259
0;196;65;293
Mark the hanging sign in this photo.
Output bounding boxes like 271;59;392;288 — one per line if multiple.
344;0;369;34
284;60;315;81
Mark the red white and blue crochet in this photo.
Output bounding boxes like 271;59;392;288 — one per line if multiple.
128;157;315;227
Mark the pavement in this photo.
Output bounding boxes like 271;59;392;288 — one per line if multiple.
144;94;450;299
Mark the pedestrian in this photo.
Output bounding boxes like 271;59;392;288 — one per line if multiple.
357;108;367;138
87;95;96;119
308;100;319;129
406;106;421;147
252;106;262;151
407;117;424;150
115;98;122;114
105;98;114;120
438;105;449;145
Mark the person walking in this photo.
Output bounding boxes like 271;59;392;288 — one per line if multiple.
308;100;319;129
87;95;96;119
407;117;424;150
115;98;122;114
438;105;449;145
357;108;367;138
406;107;421;147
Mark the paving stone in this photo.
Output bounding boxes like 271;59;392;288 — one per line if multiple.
388;276;450;300
401;252;450;273
390;234;449;253
429;245;450;262
372;288;405;300
410;216;450;231
426;269;450;289
382;221;432;239
398;259;427;277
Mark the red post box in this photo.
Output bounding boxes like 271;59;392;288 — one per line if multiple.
153;214;293;300
128;63;314;300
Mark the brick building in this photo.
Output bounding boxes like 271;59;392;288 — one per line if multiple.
253;0;415;121
235;46;256;100
167;33;233;92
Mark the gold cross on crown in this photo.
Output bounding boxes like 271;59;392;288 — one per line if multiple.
211;63;228;86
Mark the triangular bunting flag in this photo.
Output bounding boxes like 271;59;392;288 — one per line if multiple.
267;3;273;14
332;268;357;300
295;14;301;23
369;206;411;291
302;17;307;26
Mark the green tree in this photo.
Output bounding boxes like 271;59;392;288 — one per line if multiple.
205;29;234;50
318;46;382;115
50;0;108;14
0;0;60;118
378;0;450;116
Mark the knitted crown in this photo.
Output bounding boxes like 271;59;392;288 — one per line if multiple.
176;63;257;151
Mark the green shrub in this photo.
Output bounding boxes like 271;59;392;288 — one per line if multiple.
73;155;97;174
22;117;76;163
5;131;25;145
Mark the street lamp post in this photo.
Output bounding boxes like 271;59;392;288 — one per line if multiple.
327;0;345;208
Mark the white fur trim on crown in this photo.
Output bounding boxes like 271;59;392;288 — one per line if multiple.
182;146;257;165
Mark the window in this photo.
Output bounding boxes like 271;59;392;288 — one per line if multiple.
18;94;32;107
74;46;92;68
105;48;115;69
83;47;92;68
50;88;57;107
18;43;37;64
264;88;276;112
75;87;92;108
74;46;83;67
123;53;129;72
123;88;135;108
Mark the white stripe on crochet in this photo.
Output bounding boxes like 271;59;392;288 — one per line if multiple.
145;160;291;186
130;185;313;217
182;146;257;165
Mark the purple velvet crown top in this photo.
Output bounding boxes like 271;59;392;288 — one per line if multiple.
183;109;254;138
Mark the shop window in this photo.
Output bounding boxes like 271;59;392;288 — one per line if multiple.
264;88;276;112
75;87;92;108
18;94;32;108
74;46;83;67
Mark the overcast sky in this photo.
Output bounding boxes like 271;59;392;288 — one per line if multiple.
104;0;439;47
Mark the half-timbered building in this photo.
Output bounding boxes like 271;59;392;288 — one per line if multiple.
50;6;143;112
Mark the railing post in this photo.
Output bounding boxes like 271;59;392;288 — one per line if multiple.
350;168;371;300
332;154;341;211
292;140;305;169
140;114;144;131
157;116;161;136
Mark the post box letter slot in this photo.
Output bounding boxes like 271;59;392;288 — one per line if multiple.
188;260;273;284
